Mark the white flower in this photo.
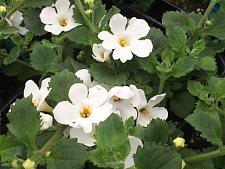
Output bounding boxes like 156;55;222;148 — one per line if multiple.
130;85;168;127
6;10;28;35
40;113;53;130
98;13;153;63
75;69;92;87
92;44;111;62
109;86;137;121
39;0;80;35
24;78;53;112
124;136;143;169
70;127;96;147
53;83;112;133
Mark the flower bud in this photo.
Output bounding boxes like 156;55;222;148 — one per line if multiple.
84;0;94;9
206;20;212;26
173;137;185;148
22;159;35;169
181;160;186;169
40;113;53;130
85;9;93;17
0;6;6;13
45;151;51;157
11;160;19;168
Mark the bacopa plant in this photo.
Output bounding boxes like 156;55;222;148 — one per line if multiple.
0;0;225;169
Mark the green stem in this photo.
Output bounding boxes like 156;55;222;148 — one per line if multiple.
184;147;225;163
38;126;65;154
6;0;24;18
74;0;97;33
197;0;220;28
158;74;167;94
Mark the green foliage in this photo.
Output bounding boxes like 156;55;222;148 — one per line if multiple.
143;119;168;144
90;63;127;85
89;114;130;169
47;138;88;169
0;136;23;162
3;46;20;65
186;102;222;146
30;43;61;73
7;97;41;149
135;143;182;169
23;0;53;8
48;69;80;106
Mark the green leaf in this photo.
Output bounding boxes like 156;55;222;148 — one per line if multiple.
144;119;168;144
23;0;53;8
23;8;46;36
7;97;41;148
203;11;225;40
0;136;23;162
137;56;158;74
191;39;205;57
198;56;217;71
47;138;88;169
48;70;80;106
3;46;20;65
166;26;187;52
170;92;195;118
171;56;195;78
90;63;127;85
30;44;61;73
135;144;181;169
67;26;96;45
89;114;130;169
162;11;196;32
93;0;106;28
186;102;222;146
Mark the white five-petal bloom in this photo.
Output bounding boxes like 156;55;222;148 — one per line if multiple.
109;86;137;121
92;44;111;63
130;85;168;127
53;83;113;133
6;10;28;35
24;78;53;112
124;136;143;169
40;113;53;130
70;127;96;147
75;69;92;88
98;13;153;63
39;0;80;35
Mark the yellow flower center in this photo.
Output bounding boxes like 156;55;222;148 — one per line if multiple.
114;96;121;102
59;18;68;27
80;106;92;118
32;98;38;107
140;107;148;114
100;52;104;59
120;39;129;47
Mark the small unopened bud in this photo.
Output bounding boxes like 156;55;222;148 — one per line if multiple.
0;6;6;13
206;20;212;26
84;0;94;9
45;151;51;157
181;160;186;169
11;160;19;168
22;159;35;169
173;137;185;148
85;9;93;17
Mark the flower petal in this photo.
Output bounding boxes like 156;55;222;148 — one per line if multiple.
17;26;29;35
117;102;137;121
10;10;23;26
24;80;40;98
130;85;147;108
124;156;134;169
151;107;168;120
91;103;112;123
137;111;151;127
44;24;62;35
55;0;70;14
109;13;127;35
78;118;93;133
88;85;108;107
40;78;51;90
39;7;58;25
130;39;153;58
113;47;133;63
53;101;80;126
75;69;92;87
69;83;88;106
98;31;118;50
129;136;143;155
70;127;96;147
126;17;150;39
109;86;134;100
148;93;166;108
40;113;53;130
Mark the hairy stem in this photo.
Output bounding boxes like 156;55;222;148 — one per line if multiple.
184;147;225;163
197;0;220;28
158;74;167;94
74;0;97;33
6;0;24;18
